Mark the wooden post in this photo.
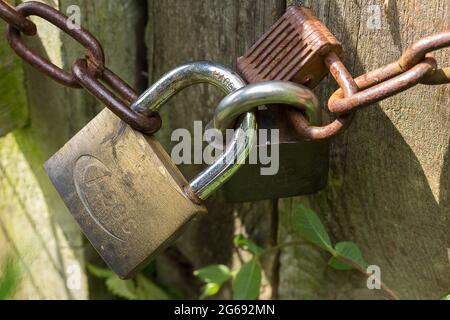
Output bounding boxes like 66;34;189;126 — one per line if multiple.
149;0;449;299
147;0;285;299
0;0;146;299
0;0;447;300
278;0;450;299
0;18;28;136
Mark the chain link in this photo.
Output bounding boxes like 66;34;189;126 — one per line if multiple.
0;0;449;140
291;31;450;140
0;0;161;134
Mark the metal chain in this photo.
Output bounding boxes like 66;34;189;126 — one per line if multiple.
295;32;450;140
0;0;161;134
1;0;450;140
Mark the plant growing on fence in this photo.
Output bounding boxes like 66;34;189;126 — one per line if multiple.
194;205;399;300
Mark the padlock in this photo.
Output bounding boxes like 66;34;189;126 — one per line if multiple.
219;6;343;202
45;61;256;279
211;80;326;202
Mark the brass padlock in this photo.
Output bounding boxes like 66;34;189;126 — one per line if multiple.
45;62;256;279
219;6;343;202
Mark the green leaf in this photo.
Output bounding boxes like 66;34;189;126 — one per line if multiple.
194;264;231;285
164;285;185;300
87;264;115;279
328;241;369;270
200;283;221;300
232;258;262;300
234;235;264;256
441;294;450;300
134;275;170;300
0;259;21;300
105;276;137;300
293;205;333;251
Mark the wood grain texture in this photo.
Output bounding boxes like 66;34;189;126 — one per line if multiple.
0;0;146;298
147;0;285;299
0;19;28;136
279;0;450;299
0;0;86;300
45;109;207;279
1;0;446;300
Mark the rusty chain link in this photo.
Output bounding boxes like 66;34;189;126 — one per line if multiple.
290;32;450;140
0;0;35;35
0;0;161;134
1;0;449;139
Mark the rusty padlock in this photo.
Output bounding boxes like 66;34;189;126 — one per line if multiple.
45;61;256;279
220;6;343;202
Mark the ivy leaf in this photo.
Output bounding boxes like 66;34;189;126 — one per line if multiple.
200;282;221;300
233;258;262;300
87;264;115;279
194;264;231;285
328;241;369;270
234;235;264;256
293;205;333;252
105;276;137;300
135;275;170;300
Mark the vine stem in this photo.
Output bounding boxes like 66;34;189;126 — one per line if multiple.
261;241;400;300
333;254;399;300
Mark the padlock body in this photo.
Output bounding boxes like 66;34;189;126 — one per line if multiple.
223;108;329;202
224;5;335;202
45;109;206;279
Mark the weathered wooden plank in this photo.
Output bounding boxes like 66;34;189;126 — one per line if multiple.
0;0;146;299
147;0;285;299
0;0;87;299
279;0;450;299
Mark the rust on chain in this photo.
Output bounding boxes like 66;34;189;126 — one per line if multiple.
72;59;162;135
288;52;357;140
0;0;36;35
399;31;450;71
237;7;450;140
237;6;350;140
1;1;449;139
0;0;162;135
328;55;437;114
6;1;105;88
328;30;450;114
408;31;450;85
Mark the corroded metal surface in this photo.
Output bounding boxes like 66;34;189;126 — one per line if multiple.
237;6;342;88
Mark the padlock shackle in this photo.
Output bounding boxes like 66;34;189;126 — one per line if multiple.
188;112;256;200
211;81;321;132
130;61;246;115
131;61;257;201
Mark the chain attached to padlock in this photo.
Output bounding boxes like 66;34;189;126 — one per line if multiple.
1;0;450;277
1;0;162;134
45;62;257;278
226;6;450;141
2;1;449;139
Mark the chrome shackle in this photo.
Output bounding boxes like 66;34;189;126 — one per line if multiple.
130;61;256;200
211;81;321;132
